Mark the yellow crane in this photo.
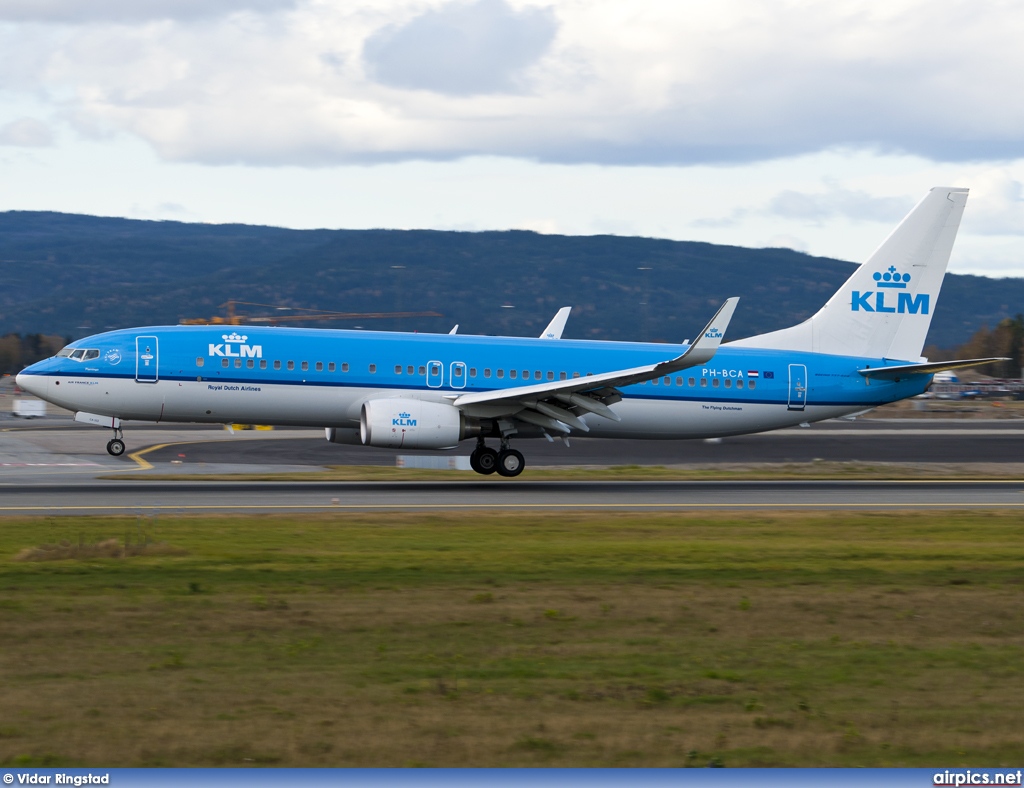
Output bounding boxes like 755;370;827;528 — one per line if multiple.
179;300;443;326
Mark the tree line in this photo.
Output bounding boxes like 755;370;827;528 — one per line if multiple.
0;334;67;377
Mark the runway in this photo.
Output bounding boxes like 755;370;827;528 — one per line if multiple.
0;479;1022;514
2;416;1022;513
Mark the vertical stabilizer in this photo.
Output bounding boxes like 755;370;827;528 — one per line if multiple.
731;187;969;360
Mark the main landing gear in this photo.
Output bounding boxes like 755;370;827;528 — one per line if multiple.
106;427;126;457
469;437;524;477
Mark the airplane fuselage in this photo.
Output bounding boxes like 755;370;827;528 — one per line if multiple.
18;324;928;440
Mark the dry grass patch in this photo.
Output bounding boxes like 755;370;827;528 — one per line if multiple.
0;511;1023;767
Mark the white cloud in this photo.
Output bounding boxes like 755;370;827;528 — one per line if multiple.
0;117;54;146
0;0;296;24
2;0;1024;166
363;0;558;95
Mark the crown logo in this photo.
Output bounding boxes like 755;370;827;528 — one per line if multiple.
399;412;411;419
873;266;911;289
223;332;248;342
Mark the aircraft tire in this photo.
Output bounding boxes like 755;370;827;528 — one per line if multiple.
496;448;525;477
471;447;499;475
107;439;126;457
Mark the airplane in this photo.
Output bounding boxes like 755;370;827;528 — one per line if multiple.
16;187;1007;477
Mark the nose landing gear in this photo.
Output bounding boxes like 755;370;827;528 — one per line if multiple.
106;427;126;457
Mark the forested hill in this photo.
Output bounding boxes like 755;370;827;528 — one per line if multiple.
1;210;1021;350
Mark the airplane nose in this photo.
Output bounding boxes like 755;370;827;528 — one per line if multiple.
15;370;42;397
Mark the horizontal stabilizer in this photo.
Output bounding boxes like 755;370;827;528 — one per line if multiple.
859;357;1009;380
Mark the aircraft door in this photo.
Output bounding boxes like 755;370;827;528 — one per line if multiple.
427;360;443;388
450;361;467;390
787;363;807;411
136;336;159;383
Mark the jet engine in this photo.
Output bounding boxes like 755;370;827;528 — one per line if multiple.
360;399;481;449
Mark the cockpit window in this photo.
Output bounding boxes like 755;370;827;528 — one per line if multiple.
62;348;100;362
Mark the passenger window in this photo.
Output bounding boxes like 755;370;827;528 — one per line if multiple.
395;365;402;374
342;363;350;372
328;362;336;372
222;359;229;368
712;378;720;387
664;377;670;386
301;361;309;371
418;365;425;375
523;370;529;379
369;364;377;373
454;367;463;377
737;379;744;388
470;368;477;377
196;357;204;367
287;361;295;370
535;371;541;380
700;378;708;387
260;360;267;370
430;364;440;375
407;366;414;375
725;379;731;388
274;360;281;370
316;362;323;372
235;359;242;368
247;359;255;369
547;371;554;380
510;370;517;379
749;380;756;390
688;377;695;386
497;370;504;379
572;372;580;378
484;369;491;378
652;378;659;386
559;372;566;380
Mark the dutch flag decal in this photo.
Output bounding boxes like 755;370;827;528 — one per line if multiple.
747;370;759;378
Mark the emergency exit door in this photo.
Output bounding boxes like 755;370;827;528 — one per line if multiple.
136;336;158;383
787;363;807;411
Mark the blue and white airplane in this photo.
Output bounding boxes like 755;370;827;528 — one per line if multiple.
16;187;1005;476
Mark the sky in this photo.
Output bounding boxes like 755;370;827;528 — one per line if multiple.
1;0;1024;276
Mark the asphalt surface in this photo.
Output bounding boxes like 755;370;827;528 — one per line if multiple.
0;480;1022;514
141;422;1024;467
2;417;1022;513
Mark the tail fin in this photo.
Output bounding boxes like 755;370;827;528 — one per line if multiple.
731;187;969;361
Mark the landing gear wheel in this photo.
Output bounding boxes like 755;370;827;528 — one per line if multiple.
106;439;126;457
496;448;525;477
471;447;499;475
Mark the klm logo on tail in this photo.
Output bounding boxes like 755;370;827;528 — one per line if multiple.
851;267;930;315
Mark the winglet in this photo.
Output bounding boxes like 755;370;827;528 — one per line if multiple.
656;297;739;373
540;307;571;339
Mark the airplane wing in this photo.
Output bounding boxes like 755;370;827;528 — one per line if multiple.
540;307;571;339
453;298;739;434
859;357;1009;380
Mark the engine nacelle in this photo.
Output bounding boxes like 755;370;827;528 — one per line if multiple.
324;427;363;445
360;399;479;449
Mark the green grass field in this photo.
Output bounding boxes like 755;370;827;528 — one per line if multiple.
1;511;1023;767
